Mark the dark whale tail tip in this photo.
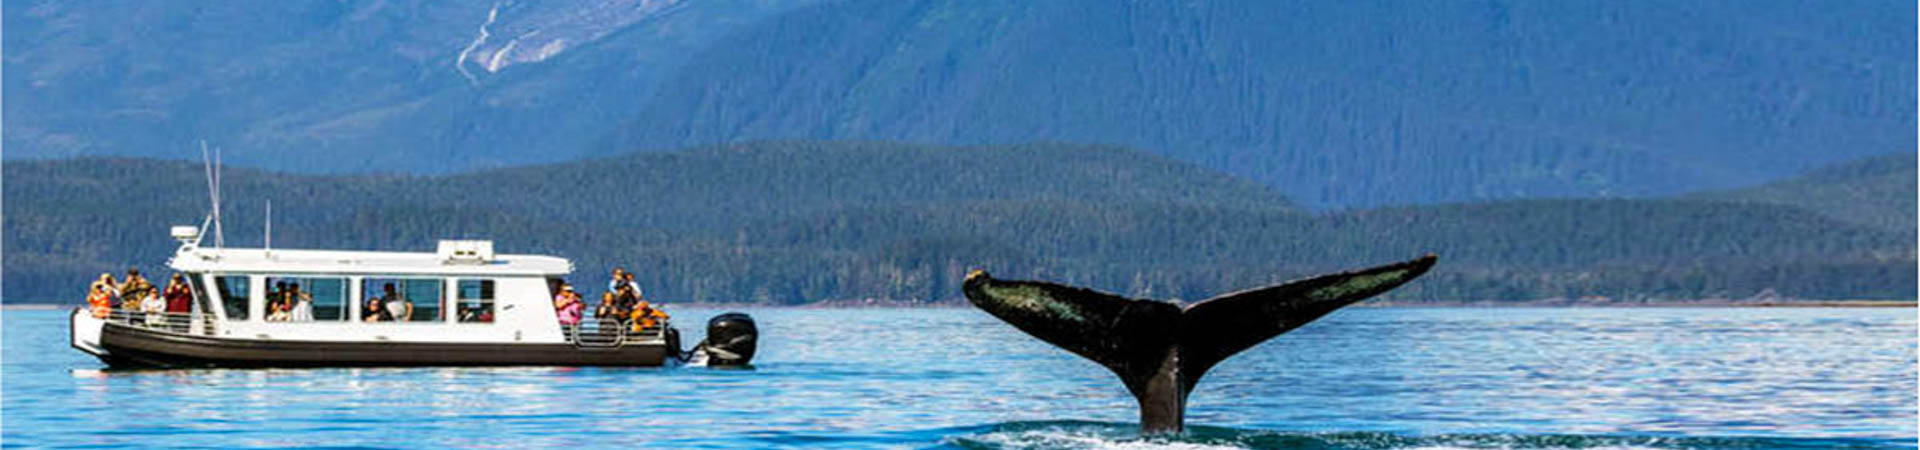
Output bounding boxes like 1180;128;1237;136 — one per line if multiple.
962;255;1438;434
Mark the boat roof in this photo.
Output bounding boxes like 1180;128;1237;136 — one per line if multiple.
167;246;574;277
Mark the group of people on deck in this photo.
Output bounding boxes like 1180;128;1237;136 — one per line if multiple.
551;267;669;339
85;268;193;331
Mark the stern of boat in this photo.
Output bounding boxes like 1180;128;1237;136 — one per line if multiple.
70;307;110;359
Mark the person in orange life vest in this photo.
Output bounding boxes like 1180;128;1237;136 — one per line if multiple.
86;273;116;319
629;300;669;332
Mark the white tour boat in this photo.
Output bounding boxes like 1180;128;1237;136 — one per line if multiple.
70;227;759;368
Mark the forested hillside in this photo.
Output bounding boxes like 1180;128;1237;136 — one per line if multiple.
6;143;1910;304
1694;153;1915;233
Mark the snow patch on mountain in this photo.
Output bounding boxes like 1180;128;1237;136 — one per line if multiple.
455;0;682;81
455;2;503;84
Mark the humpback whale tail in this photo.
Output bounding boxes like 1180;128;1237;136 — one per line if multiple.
961;255;1438;434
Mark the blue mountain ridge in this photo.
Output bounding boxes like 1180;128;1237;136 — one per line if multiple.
5;0;1912;208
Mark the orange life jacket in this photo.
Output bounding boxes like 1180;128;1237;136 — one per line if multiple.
628;302;668;331
87;289;112;319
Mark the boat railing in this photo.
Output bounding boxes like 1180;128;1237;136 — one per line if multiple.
105;309;218;336
630;319;668;339
571;320;628;348
570;317;673;348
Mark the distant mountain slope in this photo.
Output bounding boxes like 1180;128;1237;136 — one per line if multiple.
6;1;1910;210
3;0;817;172
1692;152;1916;233
611;0;1916;208
6;143;1909;304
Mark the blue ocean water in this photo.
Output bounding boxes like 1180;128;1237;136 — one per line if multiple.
3;307;1913;449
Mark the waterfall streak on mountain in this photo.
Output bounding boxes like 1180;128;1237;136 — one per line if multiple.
455;2;502;85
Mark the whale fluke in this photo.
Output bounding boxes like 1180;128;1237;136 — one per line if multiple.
962;254;1438;434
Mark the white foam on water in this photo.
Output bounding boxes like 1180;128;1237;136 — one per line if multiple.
1402;447;1662;450
960;428;1243;450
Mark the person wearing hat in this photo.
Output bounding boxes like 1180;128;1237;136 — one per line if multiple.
118;268;154;314
86;273;117;319
553;283;585;340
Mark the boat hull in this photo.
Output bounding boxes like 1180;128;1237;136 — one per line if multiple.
95;321;670;369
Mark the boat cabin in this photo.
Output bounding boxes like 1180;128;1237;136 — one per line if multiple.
164;239;576;343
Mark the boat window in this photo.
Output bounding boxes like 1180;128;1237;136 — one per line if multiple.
362;278;443;323
263;276;348;322
215;275;249;321
457;279;495;323
186;273;212;314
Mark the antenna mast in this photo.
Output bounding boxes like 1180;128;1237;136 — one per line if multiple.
200;141;225;250
264;199;273;257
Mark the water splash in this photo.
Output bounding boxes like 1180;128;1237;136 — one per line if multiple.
933;421;1908;449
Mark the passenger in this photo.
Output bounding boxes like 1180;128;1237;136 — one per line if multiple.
86;273;116;319
602;268;623;294
629;300;669;333
590;294;615;340
553;284;584;339
459;300;492;322
362;296;387;322
264;282;280;320
614;283;640;317
618;271;644;304
288;283;314;322
99;272;121;303
162;274;193;332
612;270;643;312
363;283;396;322
601;268;637;316
140;289;166;328
384;284;413;322
163;274;192;313
592;283;627;340
266;281;290;322
118;268;153;314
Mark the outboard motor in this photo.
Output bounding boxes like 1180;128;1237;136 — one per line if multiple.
691;312;757;367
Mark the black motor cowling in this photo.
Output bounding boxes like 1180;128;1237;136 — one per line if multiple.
697;312;757;367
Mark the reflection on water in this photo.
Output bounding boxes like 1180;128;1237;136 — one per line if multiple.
4;307;1914;448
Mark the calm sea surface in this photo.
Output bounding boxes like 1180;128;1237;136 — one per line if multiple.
3;307;1914;449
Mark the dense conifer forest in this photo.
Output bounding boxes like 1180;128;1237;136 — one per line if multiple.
6;142;1911;304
